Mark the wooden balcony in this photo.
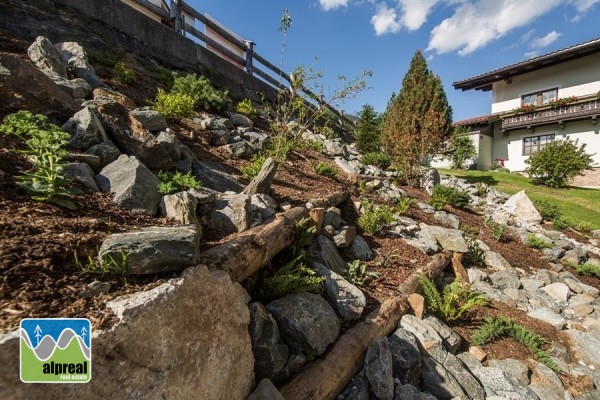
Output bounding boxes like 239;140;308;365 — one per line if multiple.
501;98;600;132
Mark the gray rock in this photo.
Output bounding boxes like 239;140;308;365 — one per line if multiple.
241;131;268;149
210;129;231;146
542;282;570;302
420;353;468;399
131;106;168;132
323;139;347;157
98;225;200;274
248;303;289;380
223;141;255;159
530;361;564;396
488;358;530;385
433;211;460;229
311;235;347;275
334;157;361;174
339;368;370;400
63;162;99;192
365;337;394;400
324;207;342;229
422;168;440;195
540;248;565;262
272;352;307;386
96;155;161;215
470;366;540;400
344;235;374;261
55;41;103;88
528;384;563;400
423;316;461;354
159;191;201;228
471;280;510;301
399;315;443;352
419;225;469;253
389;328;421;386
66;152;101;170
156;129;182;161
266;292;340;357
527;308;566;329
404;233;440;255
247;379;285;400
484;251;516;272
561;246;588;265
393;384;436;400
417;202;436;214
86;141;121;171
526;290;562;313
314;263;365;322
563;278;599;297
81;281;111;299
230;112;253;128
207;194;251;236
193;161;244;193
502;190;542;225
562;329;600;367
457;352;483;370
333;226;357;248
54;77;92;99
0;62;9;76
440;350;486;400
201;116;234;131
521;278;544;291
62;106;109;150
243;157;277;195
490;270;521;290
27;36;67;78
250;193;278;220
467;268;488;282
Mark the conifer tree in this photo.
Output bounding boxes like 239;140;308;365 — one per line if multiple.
355;104;381;154
382;51;452;185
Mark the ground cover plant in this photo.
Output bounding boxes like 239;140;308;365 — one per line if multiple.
419;276;488;323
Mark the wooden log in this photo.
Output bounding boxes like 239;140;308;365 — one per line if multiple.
309;208;325;234
279;252;451;400
307;190;349;209
451;252;469;283
196;207;308;282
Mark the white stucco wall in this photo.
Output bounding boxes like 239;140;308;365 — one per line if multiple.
491;53;600;114
492;120;600;172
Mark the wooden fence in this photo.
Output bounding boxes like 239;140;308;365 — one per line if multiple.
121;0;350;124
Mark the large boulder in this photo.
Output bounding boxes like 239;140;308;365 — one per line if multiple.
364;337;394;400
62;106;109;150
130;107;168;132
98;225;200;274
193;161;244;193
310;235;347;275
54;41;103;88
96;155;162;215
502;190;542;226
207;194;251;236
266;292;340;357
419;225;469;253
27;36;67;78
314;263;366;322
248;302;289;381
389;328;421;387
86;141;121;171
159;191;201;229
96;102;173;170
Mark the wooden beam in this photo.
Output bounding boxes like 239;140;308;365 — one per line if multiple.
253;52;290;83
180;1;246;51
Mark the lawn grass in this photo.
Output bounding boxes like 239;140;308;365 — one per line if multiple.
439;169;600;230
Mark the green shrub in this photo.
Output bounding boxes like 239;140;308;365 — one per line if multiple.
576;221;593;234
533;199;561;221
146;64;174;88
484;217;506;242
241;154;267;180
236;99;257;119
473;317;562;372
355;104;381;154
463;237;485;267
574;261;600;278
449;126;477;169
357;200;395;235
475;182;487;196
419;276;488;323
314;161;338;178
345;260;380;286
525;137;594;188
362;152;391;169
0;111;80;209
149;89;194;120
395;197;416;215
552;216;573;231
156;170;201;195
526;234;554;249
429;185;470;210
171;73;229;112
113;61;135;84
303;139;324;153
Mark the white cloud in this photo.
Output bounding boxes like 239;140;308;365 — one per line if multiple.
530;31;562;49
572;0;600;12
523;50;541;59
319;0;350;11
397;0;440;31
371;3;401;35
426;0;562;56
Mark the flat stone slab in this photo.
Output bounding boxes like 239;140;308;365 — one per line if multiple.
527;307;566;329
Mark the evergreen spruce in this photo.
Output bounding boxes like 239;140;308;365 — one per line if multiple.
355;104;381;154
382;51;452;186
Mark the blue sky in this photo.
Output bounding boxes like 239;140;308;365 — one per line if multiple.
190;0;600;121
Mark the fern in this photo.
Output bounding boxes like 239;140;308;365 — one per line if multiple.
259;255;324;301
419;276;488;322
473;317;563;373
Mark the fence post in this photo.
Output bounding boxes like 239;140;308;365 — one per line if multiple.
170;0;182;34
244;40;255;74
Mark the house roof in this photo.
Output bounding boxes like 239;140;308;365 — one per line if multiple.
453;37;600;92
453;114;492;126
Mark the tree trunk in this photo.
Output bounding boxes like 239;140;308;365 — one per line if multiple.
279;252;451;400
196;207;307;282
307;190;348;208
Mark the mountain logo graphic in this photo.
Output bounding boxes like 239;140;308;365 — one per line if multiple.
20;318;91;383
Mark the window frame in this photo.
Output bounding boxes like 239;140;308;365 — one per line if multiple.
521;88;558;106
523;134;555;156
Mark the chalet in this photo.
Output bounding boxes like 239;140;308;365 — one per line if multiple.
450;37;600;183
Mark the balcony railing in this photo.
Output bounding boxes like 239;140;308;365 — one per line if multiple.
501;98;600;132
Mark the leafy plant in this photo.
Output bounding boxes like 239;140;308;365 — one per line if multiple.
574;261;600;278
241;154;267;180
171;73;230;112
449;126;477;170
0;111;80;209
513;104;537;114
473;317;562;372
113;61;135;84
429;185;470;210
314;161;338;178
149;88;194;120
236;99;257;119
526;234;554;249
575;221;592;234
525;137;595;188
484;217;506;242
75;250;129;278
345;259;380;286
533;199;561;221
362;152;391;169
156;170;201;195
373;249;398;268
357;200;395;235
475;182;487;196
463;237;485;267
303;139;324;153
395;197;416;215
419;276;488;323
552;215;573;231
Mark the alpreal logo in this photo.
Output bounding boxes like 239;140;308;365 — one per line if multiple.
20;318;91;383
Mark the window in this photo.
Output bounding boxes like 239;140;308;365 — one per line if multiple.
522;88;557;106
523;134;554;156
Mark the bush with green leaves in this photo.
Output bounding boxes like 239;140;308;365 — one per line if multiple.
171;73;230;112
574;261;600;278
355;104;381;154
463;237;485;267
345;260;380;286
314;161;338;178
552;216;573;231
449;126;477;169
473;317;562;372
113;61;135;84
241;154;267;180
0;111;80;209
575;221;593;234
395;197;416;215
149;89;194;120
361;152;391;169
156;170;201;195
357;200;395;235
484;217;506;242
526;234;554;249
533;199;561;221
236;99;257;119
419;276;488;323
303;139;324;153
525;137;595;188
429;185;470;210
